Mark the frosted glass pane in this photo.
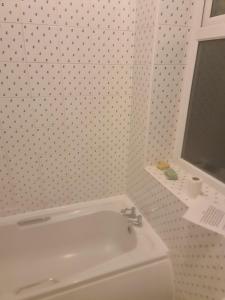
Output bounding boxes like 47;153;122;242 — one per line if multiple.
211;0;225;17
182;39;225;184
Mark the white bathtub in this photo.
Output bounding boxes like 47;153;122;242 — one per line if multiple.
0;195;174;300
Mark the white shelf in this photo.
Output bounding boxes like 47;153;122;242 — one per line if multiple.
145;164;225;208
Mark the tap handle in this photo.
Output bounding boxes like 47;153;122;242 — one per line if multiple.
121;207;136;215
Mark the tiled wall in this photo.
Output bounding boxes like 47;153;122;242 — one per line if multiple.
128;173;225;300
146;0;193;164
1;1;225;298
0;0;135;216
128;1;225;300
128;0;156;181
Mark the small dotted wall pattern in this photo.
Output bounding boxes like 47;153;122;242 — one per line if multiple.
128;1;225;300
1;1;225;300
128;0;156;177
128;172;225;300
146;0;194;164
0;0;135;216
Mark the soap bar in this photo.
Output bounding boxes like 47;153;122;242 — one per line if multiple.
164;168;178;180
157;161;170;170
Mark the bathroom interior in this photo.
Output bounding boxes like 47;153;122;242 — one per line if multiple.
1;0;225;299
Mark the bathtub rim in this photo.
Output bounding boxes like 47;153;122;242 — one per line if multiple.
0;195;133;225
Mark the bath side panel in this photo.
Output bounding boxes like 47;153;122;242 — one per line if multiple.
39;259;174;300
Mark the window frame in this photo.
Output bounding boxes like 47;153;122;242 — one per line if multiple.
174;0;225;195
203;0;225;26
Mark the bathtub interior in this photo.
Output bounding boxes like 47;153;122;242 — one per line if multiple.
0;195;169;300
1;210;137;295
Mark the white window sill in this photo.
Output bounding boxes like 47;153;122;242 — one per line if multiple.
145;163;224;208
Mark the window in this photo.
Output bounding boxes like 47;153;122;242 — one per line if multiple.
211;0;225;17
203;0;225;25
182;39;225;184
176;0;225;193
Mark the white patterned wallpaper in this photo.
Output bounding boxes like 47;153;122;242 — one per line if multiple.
0;0;135;216
128;1;225;300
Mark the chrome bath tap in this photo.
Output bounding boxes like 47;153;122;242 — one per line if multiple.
121;207;136;218
121;207;143;227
